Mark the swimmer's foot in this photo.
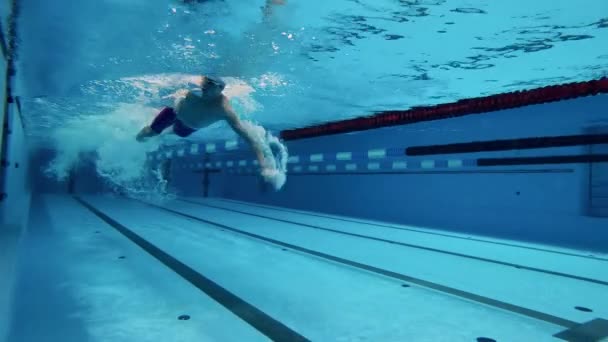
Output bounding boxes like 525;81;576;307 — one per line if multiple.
136;126;156;142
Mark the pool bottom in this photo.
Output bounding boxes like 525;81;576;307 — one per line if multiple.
6;194;608;342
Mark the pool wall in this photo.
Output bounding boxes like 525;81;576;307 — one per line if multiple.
164;93;608;251
0;1;31;340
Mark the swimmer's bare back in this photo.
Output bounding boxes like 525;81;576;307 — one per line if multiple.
136;74;281;189
138;90;269;171
174;91;228;129
184;93;271;175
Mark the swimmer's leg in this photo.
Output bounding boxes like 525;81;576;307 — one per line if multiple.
171;119;197;138
262;0;285;18
136;107;177;142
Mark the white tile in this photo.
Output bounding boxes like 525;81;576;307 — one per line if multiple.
392;161;407;169
205;143;216;153
337;152;352;161
421;160;435;169
368;149;386;159
448;159;463;168
225;140;238;150
310;154;323;162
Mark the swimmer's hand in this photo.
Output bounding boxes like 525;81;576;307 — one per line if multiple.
260;167;278;182
259;166;287;192
255;167;275;193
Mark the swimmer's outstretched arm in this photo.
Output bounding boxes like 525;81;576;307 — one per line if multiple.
223;105;268;171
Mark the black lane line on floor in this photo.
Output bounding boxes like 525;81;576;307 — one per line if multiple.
213;198;608;262
137;199;579;329
178;199;608;287
75;197;310;342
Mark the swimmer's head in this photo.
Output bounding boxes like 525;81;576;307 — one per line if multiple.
201;75;225;98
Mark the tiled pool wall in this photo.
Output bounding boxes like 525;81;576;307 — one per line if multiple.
157;94;608;251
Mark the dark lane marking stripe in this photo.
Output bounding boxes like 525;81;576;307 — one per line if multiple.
75;197;310;342
478;154;608;166
406;134;608;156
136;198;578;329
177;199;608;287
213;198;608;262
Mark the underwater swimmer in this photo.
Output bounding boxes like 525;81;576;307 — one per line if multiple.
262;0;286;17
136;75;276;181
